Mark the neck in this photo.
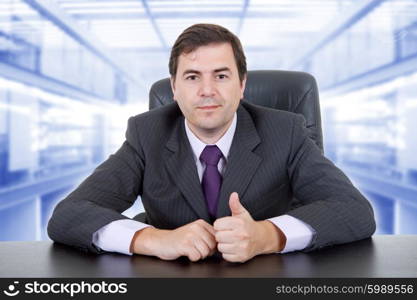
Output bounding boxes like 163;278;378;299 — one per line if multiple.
187;119;233;144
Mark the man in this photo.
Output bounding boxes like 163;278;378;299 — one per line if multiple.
48;24;376;263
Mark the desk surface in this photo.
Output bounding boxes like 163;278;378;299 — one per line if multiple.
1;235;416;278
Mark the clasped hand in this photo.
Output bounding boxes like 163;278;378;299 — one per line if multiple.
138;192;283;263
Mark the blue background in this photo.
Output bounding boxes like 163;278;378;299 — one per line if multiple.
1;0;416;241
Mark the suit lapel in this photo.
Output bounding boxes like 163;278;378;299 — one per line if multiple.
164;115;211;222
163;103;262;222
216;104;262;218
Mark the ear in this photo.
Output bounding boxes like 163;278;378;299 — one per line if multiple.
240;74;247;99
170;76;177;101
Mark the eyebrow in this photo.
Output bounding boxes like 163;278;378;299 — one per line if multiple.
182;67;232;76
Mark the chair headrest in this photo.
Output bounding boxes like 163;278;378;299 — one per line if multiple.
149;70;323;151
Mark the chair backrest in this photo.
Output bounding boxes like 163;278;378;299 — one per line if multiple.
149;70;323;151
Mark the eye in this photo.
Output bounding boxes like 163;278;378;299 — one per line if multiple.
217;74;228;80
185;75;198;80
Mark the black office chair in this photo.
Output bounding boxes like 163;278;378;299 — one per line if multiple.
134;70;323;223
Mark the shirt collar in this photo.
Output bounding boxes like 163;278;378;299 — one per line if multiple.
184;112;237;162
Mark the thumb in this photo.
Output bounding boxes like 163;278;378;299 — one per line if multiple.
229;192;248;216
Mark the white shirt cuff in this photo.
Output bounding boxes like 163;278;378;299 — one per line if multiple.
92;219;152;255
268;215;315;253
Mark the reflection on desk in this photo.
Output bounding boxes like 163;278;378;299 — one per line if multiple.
0;235;416;277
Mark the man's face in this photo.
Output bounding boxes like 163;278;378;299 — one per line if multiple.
171;42;246;134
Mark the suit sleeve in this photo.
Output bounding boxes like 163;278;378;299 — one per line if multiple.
47;117;144;254
286;114;376;252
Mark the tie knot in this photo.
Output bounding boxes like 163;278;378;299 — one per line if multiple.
200;145;223;166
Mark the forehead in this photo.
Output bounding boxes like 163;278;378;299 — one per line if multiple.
177;42;237;71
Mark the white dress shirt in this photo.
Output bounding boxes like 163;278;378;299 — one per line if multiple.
93;113;314;255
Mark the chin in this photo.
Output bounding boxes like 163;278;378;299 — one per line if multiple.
199;124;221;131
194;120;221;131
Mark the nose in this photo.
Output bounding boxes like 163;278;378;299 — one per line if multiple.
198;77;216;98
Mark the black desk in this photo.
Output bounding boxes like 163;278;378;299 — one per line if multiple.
1;235;416;278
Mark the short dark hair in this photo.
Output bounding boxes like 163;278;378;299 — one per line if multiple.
169;23;247;82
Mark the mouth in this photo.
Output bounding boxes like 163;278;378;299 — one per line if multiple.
197;105;221;111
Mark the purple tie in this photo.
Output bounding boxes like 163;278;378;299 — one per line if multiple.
200;145;223;219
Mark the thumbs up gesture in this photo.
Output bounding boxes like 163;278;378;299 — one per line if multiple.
214;192;283;263
229;192;251;218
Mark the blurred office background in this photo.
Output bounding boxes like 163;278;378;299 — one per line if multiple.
0;0;416;241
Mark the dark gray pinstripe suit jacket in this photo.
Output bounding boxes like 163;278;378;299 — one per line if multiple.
47;101;376;254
